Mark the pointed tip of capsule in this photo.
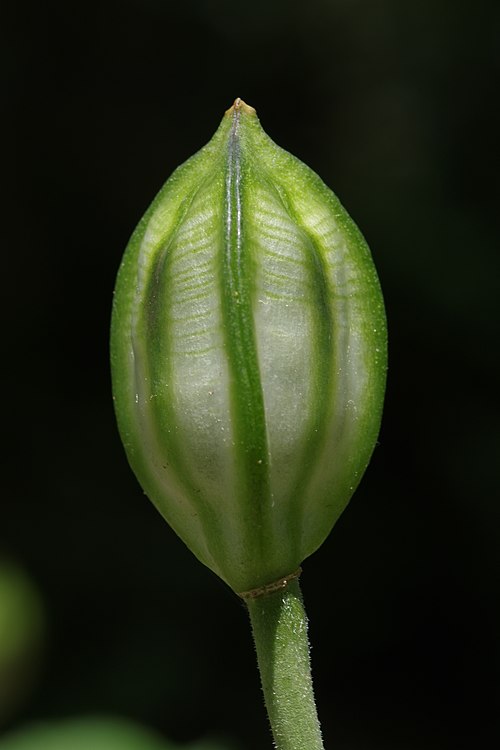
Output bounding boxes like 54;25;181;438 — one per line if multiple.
225;98;256;117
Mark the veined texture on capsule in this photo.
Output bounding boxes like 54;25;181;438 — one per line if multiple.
110;98;387;593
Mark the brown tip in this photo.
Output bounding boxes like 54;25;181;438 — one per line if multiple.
225;98;256;117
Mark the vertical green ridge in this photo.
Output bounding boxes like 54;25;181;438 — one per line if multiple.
221;107;271;574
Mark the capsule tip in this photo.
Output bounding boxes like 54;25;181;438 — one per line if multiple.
225;98;256;117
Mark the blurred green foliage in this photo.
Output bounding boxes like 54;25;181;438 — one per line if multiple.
0;717;234;750
0;564;44;724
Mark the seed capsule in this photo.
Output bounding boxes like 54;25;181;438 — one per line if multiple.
111;99;387;593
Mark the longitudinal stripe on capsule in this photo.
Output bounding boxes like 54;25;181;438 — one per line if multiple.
220;107;272;565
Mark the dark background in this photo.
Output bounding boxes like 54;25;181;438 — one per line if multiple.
2;0;499;748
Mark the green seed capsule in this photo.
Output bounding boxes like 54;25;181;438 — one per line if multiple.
111;99;387;593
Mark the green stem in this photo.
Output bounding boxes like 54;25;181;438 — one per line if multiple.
246;578;325;750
